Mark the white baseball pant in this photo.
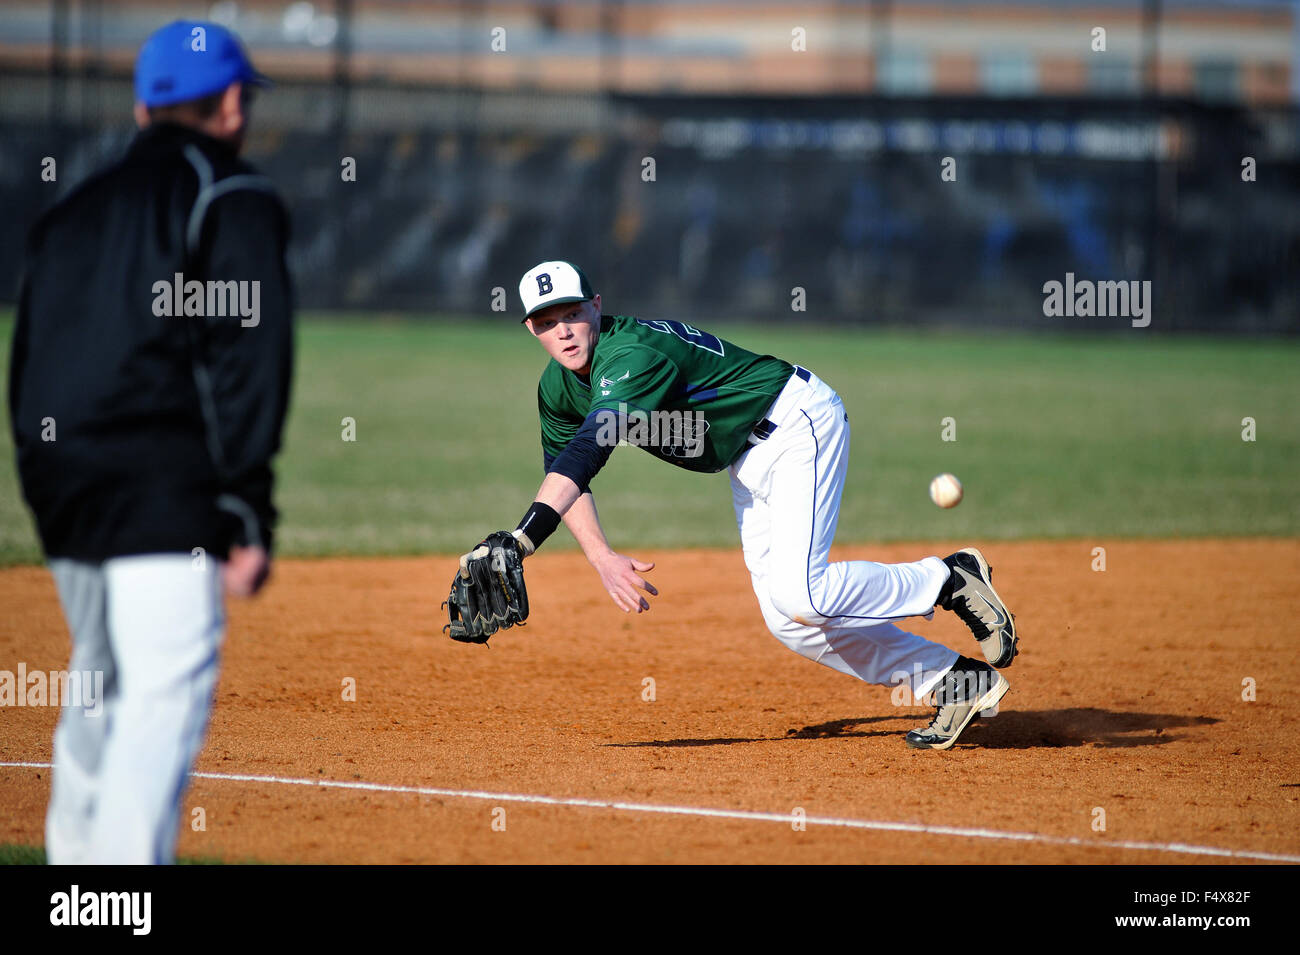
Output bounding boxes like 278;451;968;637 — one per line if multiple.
730;367;958;700
45;553;224;865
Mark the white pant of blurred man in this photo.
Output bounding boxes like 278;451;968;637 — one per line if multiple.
46;556;224;864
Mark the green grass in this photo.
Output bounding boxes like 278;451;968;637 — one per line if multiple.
0;842;251;864
2;312;1297;564
0;843;45;865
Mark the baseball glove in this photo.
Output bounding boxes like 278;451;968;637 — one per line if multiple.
442;530;529;644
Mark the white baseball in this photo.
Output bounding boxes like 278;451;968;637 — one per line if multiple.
929;473;963;509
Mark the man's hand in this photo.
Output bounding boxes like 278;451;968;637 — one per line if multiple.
592;550;658;613
224;544;270;597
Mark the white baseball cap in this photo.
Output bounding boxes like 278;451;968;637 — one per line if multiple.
518;260;595;321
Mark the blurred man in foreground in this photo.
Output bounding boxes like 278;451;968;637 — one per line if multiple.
9;19;293;863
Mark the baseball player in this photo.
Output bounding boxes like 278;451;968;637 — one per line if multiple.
9;20;293;862
450;261;1018;750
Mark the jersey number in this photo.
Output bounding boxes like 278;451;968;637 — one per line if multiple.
635;319;725;357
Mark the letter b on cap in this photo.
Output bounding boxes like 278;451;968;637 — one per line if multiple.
536;273;553;296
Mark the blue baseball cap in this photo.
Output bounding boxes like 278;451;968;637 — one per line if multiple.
135;20;269;108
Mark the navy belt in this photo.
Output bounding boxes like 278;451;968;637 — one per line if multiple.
749;365;811;443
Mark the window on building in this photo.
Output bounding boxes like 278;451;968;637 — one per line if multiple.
877;50;932;95
980;53;1036;96
1194;61;1239;102
1087;57;1139;95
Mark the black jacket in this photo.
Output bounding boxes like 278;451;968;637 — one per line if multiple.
9;123;293;561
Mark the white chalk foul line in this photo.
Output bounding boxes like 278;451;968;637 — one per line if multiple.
5;760;1298;863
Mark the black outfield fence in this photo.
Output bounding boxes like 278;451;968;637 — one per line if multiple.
2;75;1297;332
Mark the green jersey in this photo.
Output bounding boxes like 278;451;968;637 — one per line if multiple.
538;315;793;476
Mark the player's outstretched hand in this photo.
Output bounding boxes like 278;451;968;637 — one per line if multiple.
593;550;658;613
225;544;270;597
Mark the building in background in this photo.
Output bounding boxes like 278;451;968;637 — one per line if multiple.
1;1;1297;329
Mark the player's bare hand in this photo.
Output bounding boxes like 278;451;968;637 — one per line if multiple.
593;551;658;613
224;544;270;598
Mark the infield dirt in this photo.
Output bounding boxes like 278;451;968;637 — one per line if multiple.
2;539;1298;864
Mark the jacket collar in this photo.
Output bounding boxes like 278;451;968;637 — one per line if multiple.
127;122;238;162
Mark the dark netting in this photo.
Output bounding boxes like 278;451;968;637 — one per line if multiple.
2;0;1297;333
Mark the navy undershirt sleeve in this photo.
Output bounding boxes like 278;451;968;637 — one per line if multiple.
542;451;592;496
546;411;617;492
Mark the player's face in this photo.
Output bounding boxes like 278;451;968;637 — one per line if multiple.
526;296;601;376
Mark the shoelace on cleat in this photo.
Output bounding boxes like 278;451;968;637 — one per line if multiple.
924;672;966;729
952;597;993;641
